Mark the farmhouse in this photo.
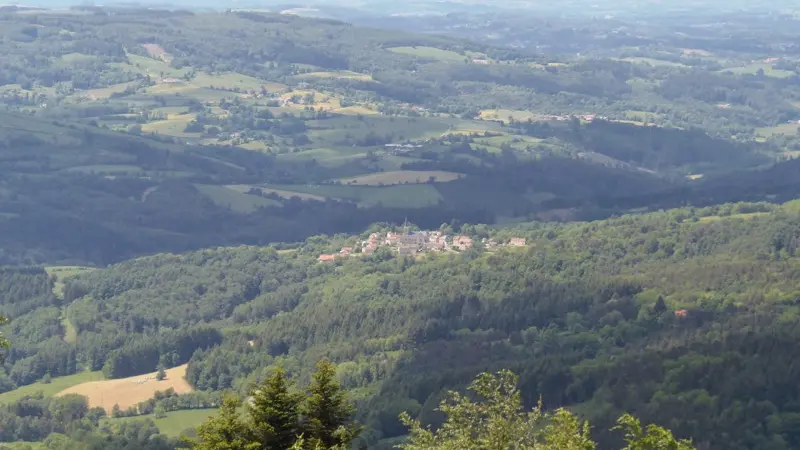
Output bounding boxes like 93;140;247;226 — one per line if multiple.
509;238;527;247
452;236;473;251
340;247;353;256
318;254;336;263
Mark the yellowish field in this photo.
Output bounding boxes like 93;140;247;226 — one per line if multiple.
141;43;170;61
338;170;462;186
238;140;272;152
57;365;193;414
698;212;769;223
296;71;372;81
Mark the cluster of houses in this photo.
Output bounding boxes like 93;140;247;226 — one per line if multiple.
318;231;528;262
540;113;603;122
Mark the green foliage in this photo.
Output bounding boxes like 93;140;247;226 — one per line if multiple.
399;370;693;450
248;368;304;450
187;394;258;450
302;361;360;449
189;362;359;450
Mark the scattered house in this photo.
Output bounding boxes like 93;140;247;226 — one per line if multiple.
159;77;182;84
764;57;780;63
386;232;401;245
472;58;490;65
363;243;378;254
508;238;527;247
674;309;689;319
318;254;336;263
452;236;473;251
580;114;597;122
482;238;498;249
339;247;353;256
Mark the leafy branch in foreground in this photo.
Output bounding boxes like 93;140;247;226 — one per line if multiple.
398;370;695;450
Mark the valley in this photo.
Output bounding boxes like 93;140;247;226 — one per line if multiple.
1;3;800;450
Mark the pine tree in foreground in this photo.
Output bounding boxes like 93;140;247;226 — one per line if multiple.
301;360;361;449
248;367;304;450
187;394;258;450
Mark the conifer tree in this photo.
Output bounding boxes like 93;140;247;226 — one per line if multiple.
188;394;257;450
248;367;304;450
301;360;360;449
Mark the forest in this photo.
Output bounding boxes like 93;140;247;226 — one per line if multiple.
2;201;800;449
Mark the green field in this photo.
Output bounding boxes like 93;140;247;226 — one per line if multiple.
723;62;796;78
338;170;462;186
478;109;538;122
0;372;105;404
266;183;443;208
63;165;143;175
387;46;467;62
619;57;687;67
195;185;282;213
0;442;46;450
114;54;193;78
295;71;373;81
192;72;286;92
756;122;800;138
141;114;198;138
105;408;219;437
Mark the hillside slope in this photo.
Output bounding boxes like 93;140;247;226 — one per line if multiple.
1;202;791;449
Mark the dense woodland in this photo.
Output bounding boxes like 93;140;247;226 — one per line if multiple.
2;201;800;449
1;3;800;450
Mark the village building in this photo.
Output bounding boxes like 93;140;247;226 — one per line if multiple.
452;236;473;251
398;245;417;256
318;254;336;263
508;238;527;247
339;247;353;256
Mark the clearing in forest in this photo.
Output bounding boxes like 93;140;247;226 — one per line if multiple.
107;408;219;437
295;71;373;81
338;170;462;186
387;46;466;62
57;365;193;414
142;43;170;61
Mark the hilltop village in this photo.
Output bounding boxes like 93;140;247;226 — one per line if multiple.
318;230;528;262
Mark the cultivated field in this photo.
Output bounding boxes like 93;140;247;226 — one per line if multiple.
195;184;282;213
0;371;105;404
756;123;800;138
296;71;372;81
106;408;219;437
265;183;443;208
226;185;327;201
387;46;466;62
618;57;687;67
338;170;462;185
57;365;193;414
723;62;796;78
